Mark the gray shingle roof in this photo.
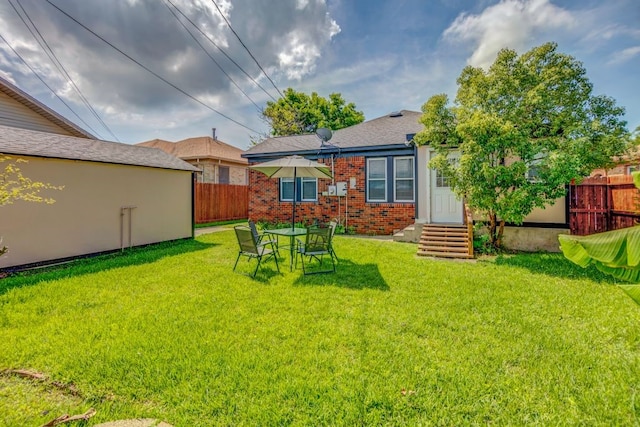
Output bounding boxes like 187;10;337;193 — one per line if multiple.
244;110;423;157
0;125;199;172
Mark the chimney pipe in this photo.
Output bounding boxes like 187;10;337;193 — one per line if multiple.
212;128;216;139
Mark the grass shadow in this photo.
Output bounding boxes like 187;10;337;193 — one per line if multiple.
293;258;390;291
0;239;217;295
491;252;618;283
231;259;282;283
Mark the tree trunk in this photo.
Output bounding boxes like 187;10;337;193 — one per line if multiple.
496;220;505;248
488;212;498;248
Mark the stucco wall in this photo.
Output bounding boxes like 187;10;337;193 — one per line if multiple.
0;156;193;268
523;196;567;224
501;226;568;253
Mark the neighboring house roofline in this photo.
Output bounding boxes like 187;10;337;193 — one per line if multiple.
0;125;199;172
137;136;248;165
0;76;96;139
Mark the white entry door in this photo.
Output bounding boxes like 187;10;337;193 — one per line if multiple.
430;152;463;224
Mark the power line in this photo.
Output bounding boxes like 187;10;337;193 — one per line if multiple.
10;0;119;141
210;0;285;100
165;0;277;102
44;0;261;134
162;0;262;111
0;32;102;137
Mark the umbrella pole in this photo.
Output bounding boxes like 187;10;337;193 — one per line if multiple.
292;168;296;231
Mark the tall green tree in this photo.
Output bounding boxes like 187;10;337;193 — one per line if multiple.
262;88;364;136
414;42;631;249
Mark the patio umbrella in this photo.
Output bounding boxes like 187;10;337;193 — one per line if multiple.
249;155;333;230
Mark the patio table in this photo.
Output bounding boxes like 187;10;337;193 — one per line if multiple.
265;227;307;271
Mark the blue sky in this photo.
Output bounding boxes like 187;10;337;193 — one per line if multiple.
1;0;638;149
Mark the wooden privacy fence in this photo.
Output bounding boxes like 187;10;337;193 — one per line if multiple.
195;183;248;224
569;175;640;235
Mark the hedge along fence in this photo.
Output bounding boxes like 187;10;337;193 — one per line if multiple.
195;183;248;223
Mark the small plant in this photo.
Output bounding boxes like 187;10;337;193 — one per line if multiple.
472;222;502;255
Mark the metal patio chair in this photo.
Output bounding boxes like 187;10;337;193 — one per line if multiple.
295;226;336;275
233;225;280;278
248;220;279;256
328;221;339;263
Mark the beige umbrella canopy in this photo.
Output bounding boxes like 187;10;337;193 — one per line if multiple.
250;155;333;229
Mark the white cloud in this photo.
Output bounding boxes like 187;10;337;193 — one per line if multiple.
275;9;340;80
608;45;640;65
444;0;576;68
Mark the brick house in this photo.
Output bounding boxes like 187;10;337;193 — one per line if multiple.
245;110;569;251
243;111;424;235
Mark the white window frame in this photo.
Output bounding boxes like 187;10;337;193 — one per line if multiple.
280;177;317;202
280;178;294;201
527;153;546;183
367;157;387;202
301;177;318;201
393;156;415;202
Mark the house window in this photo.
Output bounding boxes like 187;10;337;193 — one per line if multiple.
394;157;414;202
367;158;387;202
435;156;459;187
280;177;318;201
301;177;317;201
435;169;450;188
218;166;230;184
628;165;640;175
527;153;546;182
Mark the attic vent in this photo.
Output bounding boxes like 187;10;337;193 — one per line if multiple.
389;111;403;117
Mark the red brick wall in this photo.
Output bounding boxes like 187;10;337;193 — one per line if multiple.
249;156;415;235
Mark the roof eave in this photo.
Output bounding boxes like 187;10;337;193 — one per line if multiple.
0;77;96;139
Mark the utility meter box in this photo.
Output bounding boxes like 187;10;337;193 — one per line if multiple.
336;182;347;196
327;185;337;196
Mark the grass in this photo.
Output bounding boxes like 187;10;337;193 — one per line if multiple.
1;232;640;426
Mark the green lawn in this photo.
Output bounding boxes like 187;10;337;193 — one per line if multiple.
1;231;639;426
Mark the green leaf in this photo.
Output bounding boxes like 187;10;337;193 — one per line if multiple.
559;226;640;284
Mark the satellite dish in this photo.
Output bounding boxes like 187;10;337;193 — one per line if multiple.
316;127;332;143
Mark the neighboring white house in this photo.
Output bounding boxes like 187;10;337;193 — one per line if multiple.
0;77;198;269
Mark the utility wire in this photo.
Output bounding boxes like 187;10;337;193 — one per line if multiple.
210;0;285;100
10;0;119;141
0;32;102;137
44;0;261;134
165;0;277;102
162;0;262;111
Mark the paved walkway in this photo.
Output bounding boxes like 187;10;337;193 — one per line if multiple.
194;225;395;240
194;225;232;236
